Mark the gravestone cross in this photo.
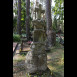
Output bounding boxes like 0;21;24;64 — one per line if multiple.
35;4;45;19
37;4;42;19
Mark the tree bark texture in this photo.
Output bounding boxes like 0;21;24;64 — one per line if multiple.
45;0;53;47
17;0;21;35
26;0;30;40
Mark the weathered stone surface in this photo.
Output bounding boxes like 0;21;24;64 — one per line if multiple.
25;50;47;74
33;30;46;42
25;42;47;73
32;19;46;43
30;43;46;54
32;20;45;29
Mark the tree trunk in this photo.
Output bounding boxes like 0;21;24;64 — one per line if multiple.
17;0;21;35
26;0;30;41
45;0;53;47
54;15;57;29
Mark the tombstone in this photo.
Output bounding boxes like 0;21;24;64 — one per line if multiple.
25;4;52;77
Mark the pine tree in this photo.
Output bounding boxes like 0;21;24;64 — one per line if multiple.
26;0;30;40
17;0;21;35
45;0;53;47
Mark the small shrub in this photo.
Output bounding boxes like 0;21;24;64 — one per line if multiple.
13;34;21;42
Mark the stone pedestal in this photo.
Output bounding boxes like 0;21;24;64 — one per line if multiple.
25;42;47;74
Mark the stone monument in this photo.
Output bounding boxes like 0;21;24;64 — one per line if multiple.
25;4;52;77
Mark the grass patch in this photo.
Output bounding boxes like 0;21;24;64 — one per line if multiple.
47;43;64;77
47;42;64;54
52;71;62;77
13;54;26;64
48;59;64;77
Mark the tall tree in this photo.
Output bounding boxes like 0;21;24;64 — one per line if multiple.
17;0;21;35
26;0;30;40
45;0;53;47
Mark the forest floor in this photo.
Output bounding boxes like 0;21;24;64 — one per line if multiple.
13;42;64;77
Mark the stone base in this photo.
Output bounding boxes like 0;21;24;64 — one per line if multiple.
25;51;47;74
25;42;47;74
26;68;52;77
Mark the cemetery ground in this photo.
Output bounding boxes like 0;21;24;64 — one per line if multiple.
13;42;64;77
